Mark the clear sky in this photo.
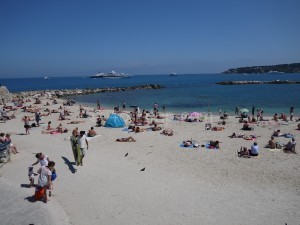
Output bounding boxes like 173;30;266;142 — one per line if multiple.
1;0;300;78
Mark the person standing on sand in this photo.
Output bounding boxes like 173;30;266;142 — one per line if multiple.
122;101;126;111
24;116;30;134
252;106;255;116
37;161;55;203
77;131;88;166
290;106;294;121
35;110;41;126
235;105;239;115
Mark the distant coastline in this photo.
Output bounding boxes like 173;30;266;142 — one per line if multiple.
216;80;300;85
222;63;300;74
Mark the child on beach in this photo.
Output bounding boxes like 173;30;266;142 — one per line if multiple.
28;166;35;186
37;161;55;203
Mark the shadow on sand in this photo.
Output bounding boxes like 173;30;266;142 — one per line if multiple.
62;156;76;173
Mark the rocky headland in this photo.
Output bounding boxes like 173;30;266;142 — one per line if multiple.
216;80;300;85
222;63;300;74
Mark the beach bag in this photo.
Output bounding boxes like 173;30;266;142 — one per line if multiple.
51;172;57;181
35;187;44;200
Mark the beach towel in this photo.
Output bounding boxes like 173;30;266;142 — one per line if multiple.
267;148;281;152
122;128;132;133
86;134;101;141
179;143;194;148
70;136;81;166
50;131;62;135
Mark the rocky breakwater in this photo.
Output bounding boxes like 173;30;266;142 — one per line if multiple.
0;86;13;102
15;84;165;98
216;80;300;85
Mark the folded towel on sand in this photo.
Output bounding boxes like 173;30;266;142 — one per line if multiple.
86;134;101;141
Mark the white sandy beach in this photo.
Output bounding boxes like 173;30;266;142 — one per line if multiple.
0;95;299;225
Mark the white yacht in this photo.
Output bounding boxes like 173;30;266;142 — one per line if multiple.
90;70;132;79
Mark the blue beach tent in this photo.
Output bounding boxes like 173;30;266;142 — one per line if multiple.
104;114;125;128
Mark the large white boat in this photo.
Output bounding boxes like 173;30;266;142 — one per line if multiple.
90;70;132;79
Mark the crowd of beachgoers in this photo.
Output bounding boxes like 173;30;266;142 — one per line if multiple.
0;91;299;225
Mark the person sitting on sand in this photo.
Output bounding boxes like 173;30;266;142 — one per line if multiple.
96;116;102;127
134;126;145;133
152;123;162;131
238;142;259;157
266;136;276;149
250;142;259;156
242;121;253;131
59;112;70;120
273;113;279;122
116;136;136;142
218;120;226;125
79;110;83;118
209;140;220;149
205;123;212;130
272;129;283;137
82;111;89;118
5;133;19;153
297;123;300;130
87;127;97;137
56;123;63;133
238;146;250;157
283;138;296;153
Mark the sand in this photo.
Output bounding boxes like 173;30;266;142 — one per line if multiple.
0;96;299;225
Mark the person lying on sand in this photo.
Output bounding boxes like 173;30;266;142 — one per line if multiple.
161;128;173;136
67;121;85;124
209;140;220;149
212;126;225;131
150;120;163;125
229;133;244;138
183;139;193;147
134;127;145;133
116;136;136;142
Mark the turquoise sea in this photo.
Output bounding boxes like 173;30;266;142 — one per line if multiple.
1;74;300;116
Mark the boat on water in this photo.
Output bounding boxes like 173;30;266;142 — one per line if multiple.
267;71;284;74
169;73;178;77
90;70;132;79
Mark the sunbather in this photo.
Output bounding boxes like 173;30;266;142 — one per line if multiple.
283;138;296;153
266;136;276;149
116;136;136;142
161;128;173;136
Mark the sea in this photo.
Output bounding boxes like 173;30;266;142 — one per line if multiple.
1;73;300;116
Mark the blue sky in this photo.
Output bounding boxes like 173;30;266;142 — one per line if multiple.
0;0;299;78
